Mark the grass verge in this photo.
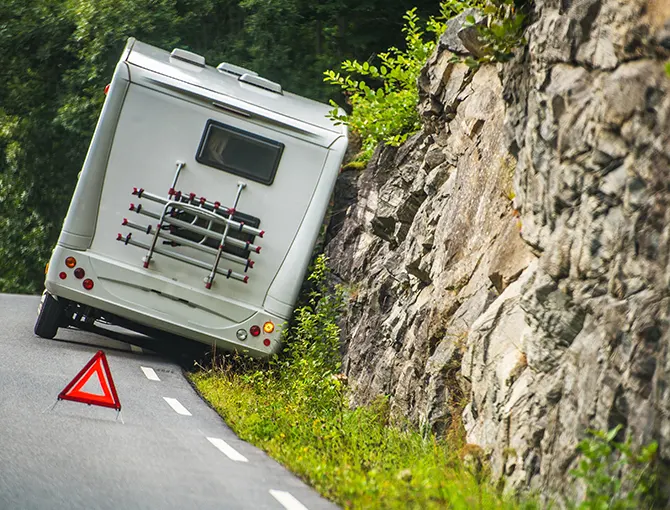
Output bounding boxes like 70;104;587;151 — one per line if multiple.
189;255;536;509
192;370;537;509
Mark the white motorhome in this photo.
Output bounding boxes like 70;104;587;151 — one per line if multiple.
35;38;348;358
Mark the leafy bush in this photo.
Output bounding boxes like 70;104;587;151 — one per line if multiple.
458;0;527;69
323;8;447;161
265;254;346;417
437;0;486;19
569;425;659;509
323;0;529;163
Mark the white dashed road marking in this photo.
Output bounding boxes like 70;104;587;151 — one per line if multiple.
207;437;249;463
140;366;160;381
269;490;309;510
163;397;191;416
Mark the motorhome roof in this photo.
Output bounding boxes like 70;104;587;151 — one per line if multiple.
125;39;341;134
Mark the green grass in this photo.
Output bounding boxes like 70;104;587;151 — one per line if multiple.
189;255;537;510
191;369;534;510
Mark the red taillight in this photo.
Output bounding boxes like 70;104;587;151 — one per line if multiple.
83;279;94;290
74;268;85;279
263;339;271;347
249;325;261;337
59;272;67;280
104;84;110;95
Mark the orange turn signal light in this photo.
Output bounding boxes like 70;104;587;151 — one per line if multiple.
263;322;275;334
65;257;77;268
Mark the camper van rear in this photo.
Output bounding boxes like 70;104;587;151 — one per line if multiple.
35;38;348;358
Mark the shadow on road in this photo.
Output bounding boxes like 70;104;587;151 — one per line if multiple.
53;322;210;371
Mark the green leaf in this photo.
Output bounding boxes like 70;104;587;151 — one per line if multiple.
606;425;622;443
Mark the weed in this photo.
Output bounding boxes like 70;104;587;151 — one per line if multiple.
569;425;659;509
341;160;368;172
447;0;529;70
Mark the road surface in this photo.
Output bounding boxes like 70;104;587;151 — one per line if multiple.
0;294;337;510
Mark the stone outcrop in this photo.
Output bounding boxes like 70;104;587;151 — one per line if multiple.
325;0;670;500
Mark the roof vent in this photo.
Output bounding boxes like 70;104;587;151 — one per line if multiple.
239;73;283;95
170;48;205;67
217;62;258;77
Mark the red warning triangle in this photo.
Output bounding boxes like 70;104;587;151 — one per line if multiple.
58;350;121;410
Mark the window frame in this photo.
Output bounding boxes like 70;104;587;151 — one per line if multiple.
195;119;285;185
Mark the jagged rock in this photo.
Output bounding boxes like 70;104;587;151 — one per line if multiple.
438;9;485;55
326;61;535;433
325;0;670;502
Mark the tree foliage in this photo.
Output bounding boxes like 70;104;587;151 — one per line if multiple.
0;0;438;293
324;8;446;160
570;425;659;509
323;0;529;163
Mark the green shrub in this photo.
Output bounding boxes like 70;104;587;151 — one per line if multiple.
323;7;448;162
323;0;529;162
266;254;346;417
459;0;527;69
437;0;486;19
569;425;659;509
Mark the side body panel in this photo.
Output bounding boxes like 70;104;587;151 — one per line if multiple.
59;42;135;249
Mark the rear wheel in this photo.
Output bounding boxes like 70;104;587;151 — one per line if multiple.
34;291;65;339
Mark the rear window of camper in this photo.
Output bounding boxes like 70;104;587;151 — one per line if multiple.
196;120;284;185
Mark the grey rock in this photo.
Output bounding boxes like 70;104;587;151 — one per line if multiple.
325;0;670;503
439;9;485;55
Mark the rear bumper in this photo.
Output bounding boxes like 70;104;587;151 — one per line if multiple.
45;246;284;357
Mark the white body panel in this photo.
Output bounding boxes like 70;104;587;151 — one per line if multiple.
46;38;347;357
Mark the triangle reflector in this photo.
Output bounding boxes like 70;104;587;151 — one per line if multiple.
58;350;121;410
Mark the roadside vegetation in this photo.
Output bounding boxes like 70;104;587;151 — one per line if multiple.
191;256;537;509
324;0;529;162
192;256;662;509
569;426;659;510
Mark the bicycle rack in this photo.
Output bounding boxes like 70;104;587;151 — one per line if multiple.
116;161;263;289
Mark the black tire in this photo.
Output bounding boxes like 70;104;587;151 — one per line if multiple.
34;291;65;339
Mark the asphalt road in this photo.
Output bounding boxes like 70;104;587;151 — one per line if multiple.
0;294;338;510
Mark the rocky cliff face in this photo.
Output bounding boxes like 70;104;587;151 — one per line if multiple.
325;0;670;498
